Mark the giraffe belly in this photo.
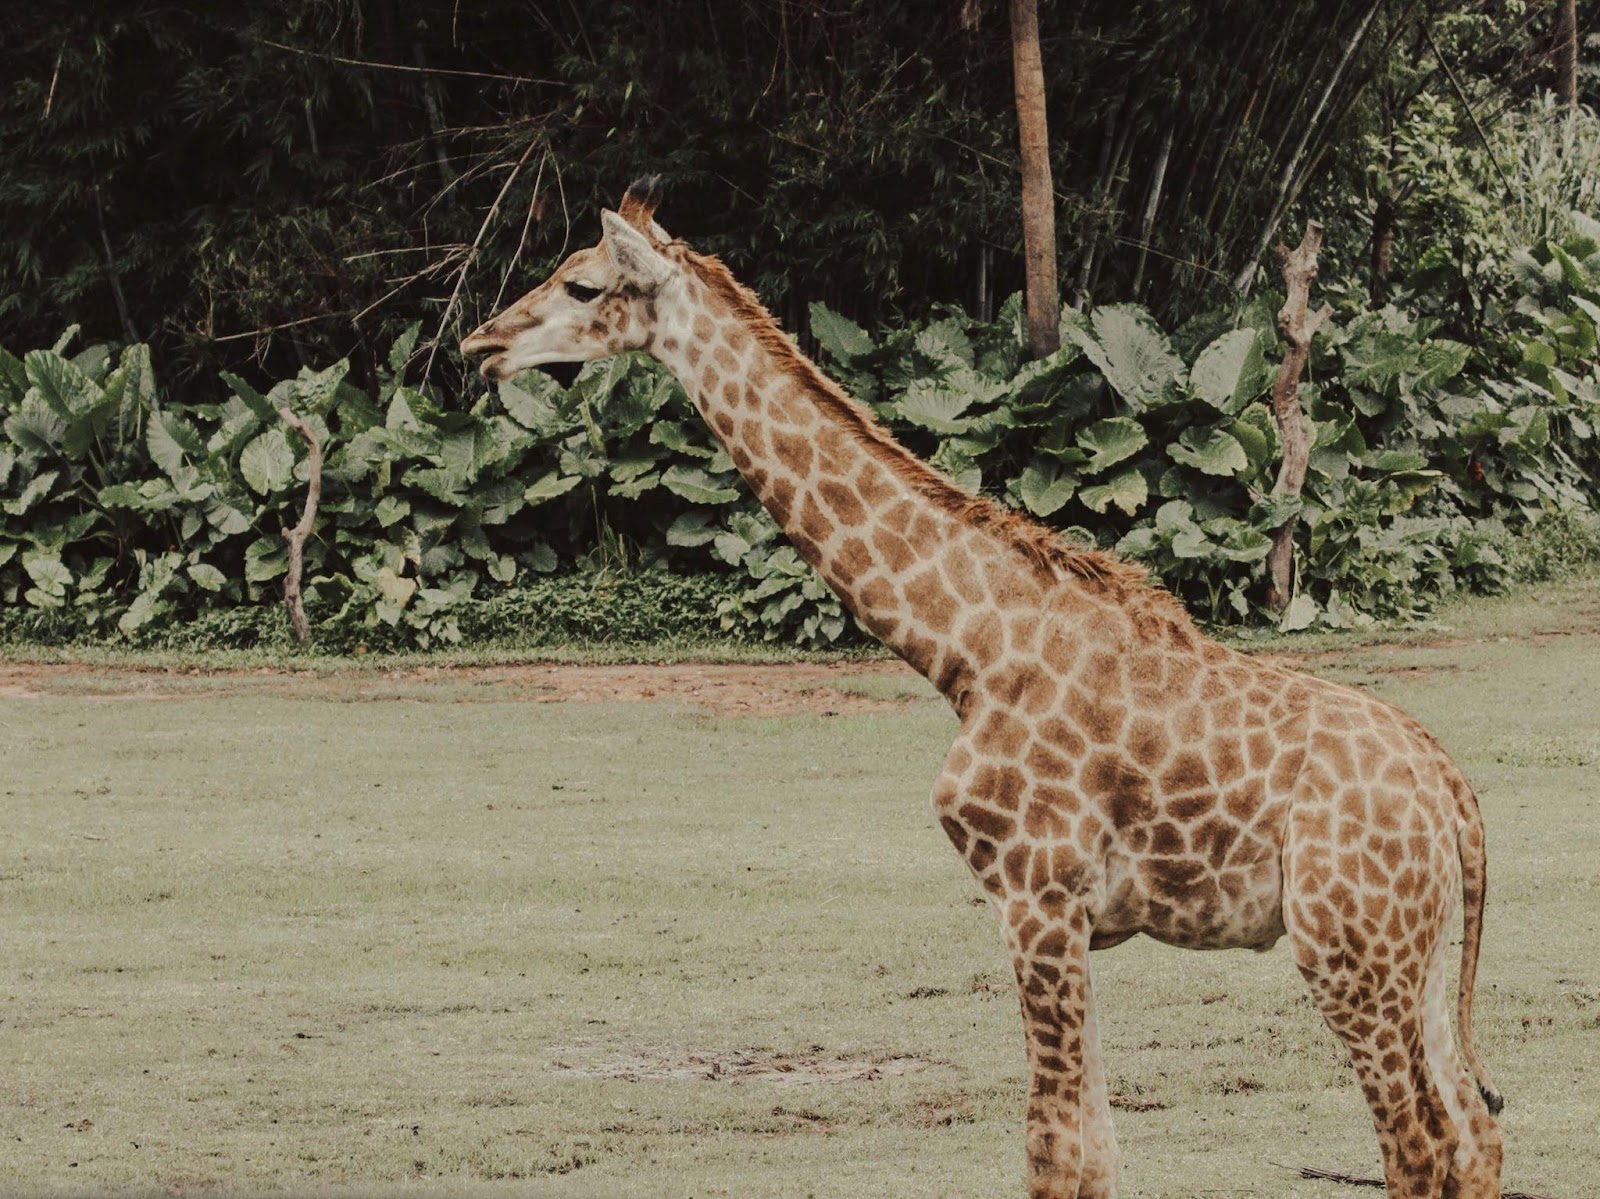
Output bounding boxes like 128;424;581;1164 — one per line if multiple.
1095;841;1287;952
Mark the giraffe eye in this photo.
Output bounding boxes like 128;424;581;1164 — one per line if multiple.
564;281;603;303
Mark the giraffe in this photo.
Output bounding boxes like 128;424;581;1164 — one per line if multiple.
461;180;1505;1199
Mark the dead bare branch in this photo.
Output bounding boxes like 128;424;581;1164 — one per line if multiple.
278;406;323;647
1283;1162;1557;1199
1265;219;1333;613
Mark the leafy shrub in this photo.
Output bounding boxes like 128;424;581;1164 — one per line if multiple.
4;217;1599;649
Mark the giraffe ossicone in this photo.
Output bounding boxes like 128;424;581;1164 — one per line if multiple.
462;181;1505;1199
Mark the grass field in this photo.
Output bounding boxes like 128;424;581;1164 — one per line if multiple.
3;578;1598;1198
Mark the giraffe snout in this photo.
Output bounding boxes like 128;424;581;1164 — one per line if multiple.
460;324;508;358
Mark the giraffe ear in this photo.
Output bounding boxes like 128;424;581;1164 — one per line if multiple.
601;210;673;289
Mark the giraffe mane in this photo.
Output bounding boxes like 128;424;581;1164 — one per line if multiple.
677;247;1196;632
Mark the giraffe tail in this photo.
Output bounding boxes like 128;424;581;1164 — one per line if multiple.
1457;792;1504;1116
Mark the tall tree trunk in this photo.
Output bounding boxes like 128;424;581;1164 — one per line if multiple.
1009;0;1059;358
1556;0;1579;109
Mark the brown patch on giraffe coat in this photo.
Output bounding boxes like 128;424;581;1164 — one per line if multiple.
939;816;969;853
721;380;740;407
870;526;916;573
1083;752;1154;827
960;802;1015;842
798;497;835;545
1209;739;1247;785
771;430;813;476
1166;791;1215;821
1150;821;1186;856
957;616;1003;668
944;545;986;605
858;578;896;613
817;479;868;526
1024;788;1076;839
766;477;795;525
974;763;1028;812
856;462;898;507
693;314;716;342
1126;718;1171;769
834;538;873;583
1159;751;1210;795
976;710;1030;759
712;411;736;437
1023;741;1074;781
1037;718;1087;759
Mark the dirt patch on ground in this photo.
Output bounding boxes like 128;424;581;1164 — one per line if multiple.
0;660;931;715
549;1044;931;1084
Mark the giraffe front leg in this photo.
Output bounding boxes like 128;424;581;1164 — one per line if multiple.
1009;918;1097;1199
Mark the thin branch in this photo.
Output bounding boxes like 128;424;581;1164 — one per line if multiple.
278;406;323;647
422;141;538;382
1421;21;1516;200
42;49;62;119
211;313;340;344
492;150;549;312
256;39;555;86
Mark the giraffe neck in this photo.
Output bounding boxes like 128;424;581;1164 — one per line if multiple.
647;254;1064;704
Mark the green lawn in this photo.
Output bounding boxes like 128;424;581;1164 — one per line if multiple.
3;580;1597;1197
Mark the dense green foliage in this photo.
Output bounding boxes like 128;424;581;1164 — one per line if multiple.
5;205;1599;648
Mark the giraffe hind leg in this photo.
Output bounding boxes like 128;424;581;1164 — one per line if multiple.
1283;808;1458;1198
1420;892;1503;1198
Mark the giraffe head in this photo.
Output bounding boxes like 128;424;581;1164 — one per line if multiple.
460;178;678;381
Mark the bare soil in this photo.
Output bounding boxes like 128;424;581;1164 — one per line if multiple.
548;1044;931;1084
0;659;928;714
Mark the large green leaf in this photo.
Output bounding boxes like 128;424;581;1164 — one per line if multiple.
239;427;295;494
5;396;66;455
22;553;72;598
0;346;26;405
1078;466;1147;515
662;464;741;504
25;349;102;419
3;470;60;515
1190;329;1267;412
523;471;583;506
1169;427;1248;477
896;385;976;434
1016;458;1077;517
1066;304;1186;410
146;411;204;479
244;536;289;582
666;509;720;547
651;420;716;457
808;302;875;365
1075;416;1147;474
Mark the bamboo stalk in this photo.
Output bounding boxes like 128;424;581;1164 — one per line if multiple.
1232;0;1384;293
1130;126;1175;298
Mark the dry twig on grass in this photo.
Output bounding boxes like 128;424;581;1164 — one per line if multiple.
278;405;323;646
1285;1162;1556;1199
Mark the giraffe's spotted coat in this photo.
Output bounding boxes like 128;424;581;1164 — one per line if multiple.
460;188;1505;1199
